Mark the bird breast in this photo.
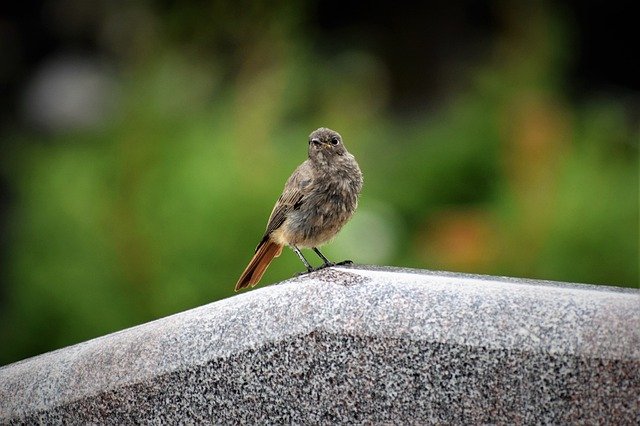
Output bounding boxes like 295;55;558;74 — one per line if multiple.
284;158;362;248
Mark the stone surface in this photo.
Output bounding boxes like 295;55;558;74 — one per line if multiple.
1;266;639;423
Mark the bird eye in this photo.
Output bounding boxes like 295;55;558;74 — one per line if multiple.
330;137;340;145
310;138;321;146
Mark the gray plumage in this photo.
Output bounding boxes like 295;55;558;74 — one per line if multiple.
235;127;363;290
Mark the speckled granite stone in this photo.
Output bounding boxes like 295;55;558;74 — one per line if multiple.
1;266;638;424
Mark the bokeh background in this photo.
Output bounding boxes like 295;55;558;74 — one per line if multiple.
1;1;637;366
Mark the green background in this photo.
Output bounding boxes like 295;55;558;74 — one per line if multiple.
1;2;637;366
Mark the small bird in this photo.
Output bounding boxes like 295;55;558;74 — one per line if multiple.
235;127;363;291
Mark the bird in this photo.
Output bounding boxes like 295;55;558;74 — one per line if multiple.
235;127;363;291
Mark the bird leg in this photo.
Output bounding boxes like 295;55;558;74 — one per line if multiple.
312;247;353;268
291;246;314;272
312;247;336;269
312;247;334;268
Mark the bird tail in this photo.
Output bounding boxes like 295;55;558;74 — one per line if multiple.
235;237;283;291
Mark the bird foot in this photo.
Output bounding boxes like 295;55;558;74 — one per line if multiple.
295;260;352;277
295;266;316;277
316;260;352;270
317;262;335;270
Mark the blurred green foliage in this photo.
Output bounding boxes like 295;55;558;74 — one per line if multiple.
0;3;637;365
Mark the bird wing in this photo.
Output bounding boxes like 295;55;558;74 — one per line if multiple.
263;161;313;239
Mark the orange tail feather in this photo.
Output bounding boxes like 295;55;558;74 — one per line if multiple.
235;238;283;291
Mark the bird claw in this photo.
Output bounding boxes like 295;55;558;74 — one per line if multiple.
295;266;315;277
295;260;352;277
318;262;335;270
